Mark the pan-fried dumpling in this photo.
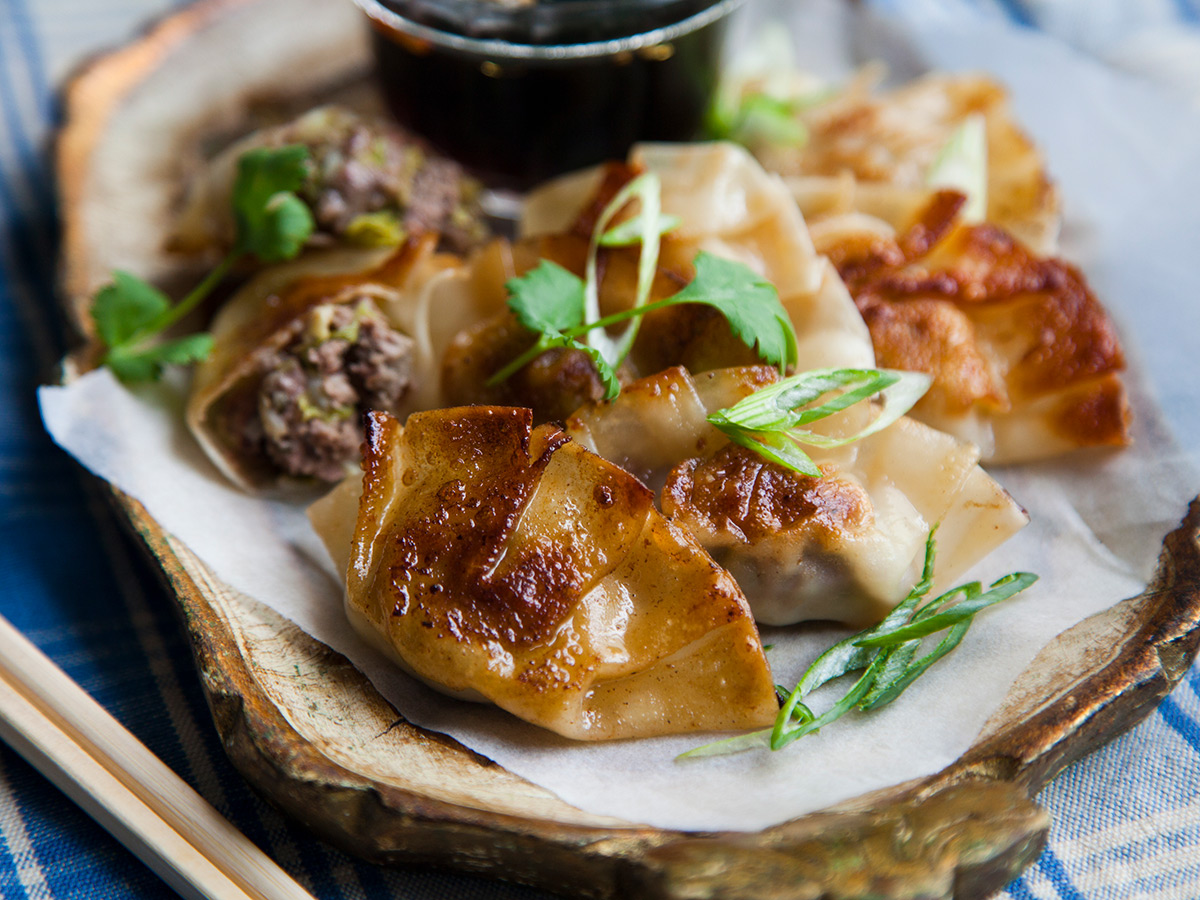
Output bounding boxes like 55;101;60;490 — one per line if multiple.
443;143;879;421
171;106;489;257
741;69;1061;255
566;366;1028;627
309;407;779;741
521;142;876;374
814;200;1130;463
187;236;463;491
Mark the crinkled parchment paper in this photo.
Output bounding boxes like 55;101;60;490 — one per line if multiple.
40;0;1200;832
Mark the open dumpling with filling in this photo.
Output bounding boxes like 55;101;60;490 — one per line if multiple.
187;235;487;491
566;366;1028;627
171;105;489;258
308;406;779;740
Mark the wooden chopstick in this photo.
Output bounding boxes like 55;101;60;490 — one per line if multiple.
0;614;318;900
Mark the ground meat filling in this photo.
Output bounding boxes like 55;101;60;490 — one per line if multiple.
291;112;487;254
257;301;414;481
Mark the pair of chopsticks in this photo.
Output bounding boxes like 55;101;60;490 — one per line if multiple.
0;614;318;900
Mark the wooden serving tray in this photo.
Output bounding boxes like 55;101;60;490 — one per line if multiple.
54;0;1200;896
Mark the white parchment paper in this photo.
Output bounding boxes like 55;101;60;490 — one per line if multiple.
40;0;1200;832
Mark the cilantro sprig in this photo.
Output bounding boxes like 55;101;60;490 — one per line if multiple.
489;175;798;398
91;145;316;382
707;367;932;476
679;533;1038;758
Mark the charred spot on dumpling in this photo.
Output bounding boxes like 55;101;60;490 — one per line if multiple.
827;199;1130;461
820;190;966;293
565;161;645;239
368;410;639;647
662;444;893;628
1050;376;1131;449
856;294;1006;416
662;444;873;546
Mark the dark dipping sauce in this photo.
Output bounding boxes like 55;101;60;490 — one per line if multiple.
361;0;743;190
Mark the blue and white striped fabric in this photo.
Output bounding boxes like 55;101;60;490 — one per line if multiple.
1;1;1198;898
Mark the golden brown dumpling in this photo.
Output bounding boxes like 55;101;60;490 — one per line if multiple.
567;366;1028;627
816;202;1131;463
311;406;779;740
753;70;1061;255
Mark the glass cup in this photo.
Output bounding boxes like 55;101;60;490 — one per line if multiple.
356;0;747;190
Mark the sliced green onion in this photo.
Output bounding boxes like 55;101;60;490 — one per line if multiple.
927;113;988;223
583;172;666;369
707;368;931;476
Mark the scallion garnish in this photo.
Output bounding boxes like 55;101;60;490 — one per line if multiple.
926;113;988;223
678;533;1038;759
707;367;932;477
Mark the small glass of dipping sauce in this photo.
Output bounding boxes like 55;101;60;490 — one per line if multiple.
355;0;746;190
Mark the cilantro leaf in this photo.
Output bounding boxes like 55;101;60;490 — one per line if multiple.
565;337;620;400
493;263;619;398
105;332;214;383
506;261;586;334
665;252;798;371
91;271;171;348
491;250;800;394
151;332;216;367
232;145;316;262
92;145;320;384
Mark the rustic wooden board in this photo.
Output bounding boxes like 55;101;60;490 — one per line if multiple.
54;0;1200;896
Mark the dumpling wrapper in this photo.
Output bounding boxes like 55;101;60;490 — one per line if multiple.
567;366;1029;627
308;406;780;741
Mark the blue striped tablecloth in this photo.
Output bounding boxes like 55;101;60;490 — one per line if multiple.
2;1;1199;898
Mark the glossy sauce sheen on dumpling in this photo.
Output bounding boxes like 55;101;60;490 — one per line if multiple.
338;407;779;740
